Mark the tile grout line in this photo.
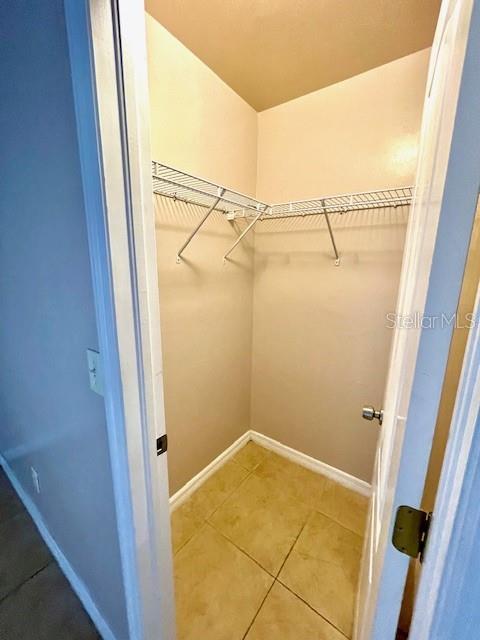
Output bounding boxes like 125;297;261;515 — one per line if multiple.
173;445;363;639
205;452;313;638
202;453;269;524
239;512;312;640
231;449;266;474
206;450;309;579
173;459;263;557
249;450;368;538
188;444;364;543
271;508;354;640
206;455;362;584
275;514;310;579
310;506;366;539
173;525;201;557
277;579;352;640
208;524;277;579
203;465;256;521
173;449;276;640
240;576;276;640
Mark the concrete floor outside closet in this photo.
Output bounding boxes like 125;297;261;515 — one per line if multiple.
0;469;99;640
171;441;369;640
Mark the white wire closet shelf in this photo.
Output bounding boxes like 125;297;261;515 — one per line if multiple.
152;161;269;216
152;160;414;265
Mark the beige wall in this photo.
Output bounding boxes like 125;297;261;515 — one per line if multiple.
146;14;257;193
256;49;431;202
146;14;257;493
251;49;430;482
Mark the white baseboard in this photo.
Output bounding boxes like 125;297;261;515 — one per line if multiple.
169;430;251;510
249;430;371;497
0;456;116;640
170;429;371;509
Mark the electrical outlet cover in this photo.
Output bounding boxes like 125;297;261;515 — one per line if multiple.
31;467;40;494
87;348;104;396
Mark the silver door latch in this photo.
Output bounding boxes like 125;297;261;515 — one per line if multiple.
362;405;383;425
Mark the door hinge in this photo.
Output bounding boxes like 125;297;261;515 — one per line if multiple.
392;506;432;562
156;434;168;456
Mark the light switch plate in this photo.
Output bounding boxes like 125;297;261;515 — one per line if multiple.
87;348;104;396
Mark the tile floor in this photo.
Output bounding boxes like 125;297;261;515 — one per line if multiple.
0;468;100;640
171;441;369;640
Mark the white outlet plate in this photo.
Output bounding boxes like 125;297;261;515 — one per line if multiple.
31;467;40;494
87;348;104;396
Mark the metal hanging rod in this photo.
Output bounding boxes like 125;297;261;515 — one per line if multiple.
152;160;414;264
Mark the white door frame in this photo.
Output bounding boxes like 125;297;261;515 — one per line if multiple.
65;1;175;639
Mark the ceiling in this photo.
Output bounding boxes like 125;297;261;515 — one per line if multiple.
145;0;440;112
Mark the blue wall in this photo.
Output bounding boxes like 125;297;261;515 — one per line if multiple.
0;2;128;638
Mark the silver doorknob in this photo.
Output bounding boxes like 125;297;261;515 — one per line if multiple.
362;405;383;425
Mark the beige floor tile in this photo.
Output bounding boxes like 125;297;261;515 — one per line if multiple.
254;451;329;511
232;441;268;471
187;459;250;518
255;452;369;536
171;500;205;554
209;473;310;575
245;582;346;640
279;511;362;638
319;480;369;537
174;524;273;640
170;460;249;554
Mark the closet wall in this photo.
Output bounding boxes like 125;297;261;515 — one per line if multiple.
146;14;257;492
252;49;431;482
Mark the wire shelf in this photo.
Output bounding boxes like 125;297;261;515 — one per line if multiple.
267;187;413;219
152;161;413;219
152;160;414;264
152;161;269;217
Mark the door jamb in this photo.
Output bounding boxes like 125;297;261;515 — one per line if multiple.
65;1;175;638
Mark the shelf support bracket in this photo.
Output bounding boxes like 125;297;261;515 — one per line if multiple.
176;188;225;263
223;206;268;262
322;200;340;266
